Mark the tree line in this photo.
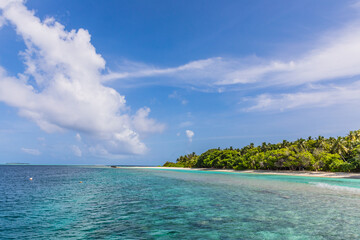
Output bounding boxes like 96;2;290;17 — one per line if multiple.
163;130;360;172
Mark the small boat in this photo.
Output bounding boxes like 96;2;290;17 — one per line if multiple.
110;166;118;168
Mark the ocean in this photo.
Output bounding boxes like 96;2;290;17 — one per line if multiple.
1;165;360;239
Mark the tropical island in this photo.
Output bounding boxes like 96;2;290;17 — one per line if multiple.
164;130;360;172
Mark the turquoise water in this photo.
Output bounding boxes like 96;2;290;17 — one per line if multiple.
1;166;360;239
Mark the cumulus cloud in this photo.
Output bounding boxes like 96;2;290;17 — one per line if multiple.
185;130;194;143
21;147;41;155
132;107;165;134
0;0;163;156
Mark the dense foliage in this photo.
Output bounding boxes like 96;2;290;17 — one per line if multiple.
163;130;360;172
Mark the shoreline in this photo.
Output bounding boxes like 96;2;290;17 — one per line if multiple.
121;166;360;179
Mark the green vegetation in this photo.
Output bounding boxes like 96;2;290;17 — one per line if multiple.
163;130;360;172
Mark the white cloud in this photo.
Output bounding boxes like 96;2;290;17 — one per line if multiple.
105;17;360;89
247;81;360;111
132;107;165;134
103;57;221;82
101;2;360;111
179;121;193;128
168;91;180;99
241;19;360;110
105;21;360;90
103;57;276;90
71;145;82;157
0;0;163;156
75;133;81;142
168;91;188;105
0;15;5;28
270;24;360;86
185;130;194;143
21;147;41;155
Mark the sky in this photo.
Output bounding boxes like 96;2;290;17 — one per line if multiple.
1;0;360;165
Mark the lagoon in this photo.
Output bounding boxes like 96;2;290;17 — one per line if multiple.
1;165;360;239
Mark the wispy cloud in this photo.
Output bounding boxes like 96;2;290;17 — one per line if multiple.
0;0;163;156
71;145;82;157
103;58;220;82
179;121;193;128
103;57;288;90
102;2;360;111
105;18;360;90
169;91;188;105
246;81;360;111
0;15;5;28
21;147;41;156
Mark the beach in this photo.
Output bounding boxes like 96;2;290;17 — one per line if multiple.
122;166;360;179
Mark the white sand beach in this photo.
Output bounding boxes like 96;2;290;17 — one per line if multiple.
121;167;360;179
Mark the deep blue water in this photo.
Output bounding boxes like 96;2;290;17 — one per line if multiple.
1;165;360;239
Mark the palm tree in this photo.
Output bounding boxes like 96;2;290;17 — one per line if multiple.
281;140;290;148
316;135;326;149
348;131;356;141
355;130;360;140
296;138;307;151
331;137;349;161
261;142;268;151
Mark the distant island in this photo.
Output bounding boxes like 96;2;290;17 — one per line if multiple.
5;163;30;165
164;130;360;172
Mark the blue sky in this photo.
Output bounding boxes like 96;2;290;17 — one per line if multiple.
1;0;360;165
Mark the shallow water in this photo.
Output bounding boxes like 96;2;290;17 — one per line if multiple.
1;165;359;239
